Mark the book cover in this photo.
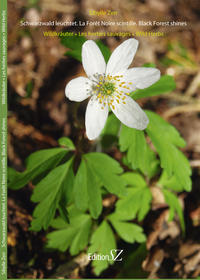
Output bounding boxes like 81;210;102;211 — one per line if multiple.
1;0;200;279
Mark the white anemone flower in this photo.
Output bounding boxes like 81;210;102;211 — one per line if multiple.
65;38;160;140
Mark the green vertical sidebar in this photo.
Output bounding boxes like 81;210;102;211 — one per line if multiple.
0;0;7;279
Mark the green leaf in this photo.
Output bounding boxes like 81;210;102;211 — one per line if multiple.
108;213;146;243
143;62;156;67
160;57;182;67
74;159;102;219
162;42;197;68
61;36;86;62
158;171;187;192
132;75;176;100
58;137;75;150
118;243;148;278
46;207;92;255
115;173;152;221
162;189;185;232
8;148;68;190
58;201;69;223
60;162;75;205
84;153;126;196
8;167;21;184
30;158;74;231
86;163;102;219
101;113;121;149
61;36;111;62
88;221;116;275
145;111;192;191
73;159;88;211
119;125;159;177
96;40;111;63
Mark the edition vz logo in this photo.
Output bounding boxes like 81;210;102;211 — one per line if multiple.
88;249;123;261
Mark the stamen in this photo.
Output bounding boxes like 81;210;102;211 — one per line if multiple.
90;74;133;110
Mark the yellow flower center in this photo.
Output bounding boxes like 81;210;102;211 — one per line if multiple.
89;74;133;110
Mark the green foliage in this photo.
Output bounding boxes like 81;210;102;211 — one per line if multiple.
132;75;176;100
83;153;126;196
159;171;186;192
8;148;69;190
74;153;126;218
117;243;148;278
161;41;197;68
61;35;111;62
61;36;86;62
58;136;75;150
95;39;111;62
74;159;102;219
119;125;159;178
46;206;92;255
88;221;116;275
162;189;185;231
101;114;120;148
27;0;40;8
30;158;74;231
145;110;192;191
114;173;152;221
108;213;146;243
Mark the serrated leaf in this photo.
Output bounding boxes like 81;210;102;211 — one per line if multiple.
145;111;192;191
158;171;188;192
88;221;116;275
108;214;146;243
132;75;176;100
46;207;92;255
115;173;152;221
30;158;73;231
84;153;126;196
58;137;75;150
8;148;68;190
119;125;159;177
74;159;102;219
162;189;185;232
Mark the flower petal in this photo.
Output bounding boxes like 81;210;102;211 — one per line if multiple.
85;98;108;140
82;40;106;79
121;67;161;89
65;77;92;102
111;96;149;130
106;38;139;76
